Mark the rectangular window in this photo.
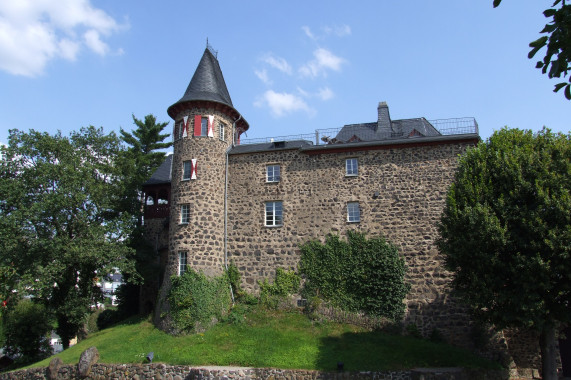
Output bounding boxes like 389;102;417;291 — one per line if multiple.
265;201;283;227
266;165;281;182
182;161;191;180
347;202;360;222
201;117;208;136
346;158;358;176
175;122;183;140
180;204;190;224
178;251;187;276
219;122;225;141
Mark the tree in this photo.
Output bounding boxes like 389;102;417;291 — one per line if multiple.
494;0;571;99
437;128;571;380
116;114;172;316
0;127;137;348
300;231;410;321
3;298;53;364
118;114;171;227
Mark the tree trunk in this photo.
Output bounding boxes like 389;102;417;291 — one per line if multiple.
540;323;558;380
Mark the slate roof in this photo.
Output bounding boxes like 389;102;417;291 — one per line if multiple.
143;154;172;186
167;48;233;117
333;118;440;143
229;140;313;155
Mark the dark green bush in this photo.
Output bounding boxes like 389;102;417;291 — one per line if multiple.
3;298;53;364
96;308;124;330
168;269;231;333
300;231;410;321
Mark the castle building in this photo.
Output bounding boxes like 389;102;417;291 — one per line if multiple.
142;47;547;372
143;45;482;341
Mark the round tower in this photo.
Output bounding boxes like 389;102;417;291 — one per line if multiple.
154;47;248;327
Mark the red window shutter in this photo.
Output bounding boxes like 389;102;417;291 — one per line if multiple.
194;115;201;136
207;115;214;137
191;159;197;179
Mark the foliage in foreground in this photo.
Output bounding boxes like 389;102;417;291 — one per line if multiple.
258;268;300;308
30;308;499;371
168;269;232;333
300;231;410;321
494;0;571;99
3;298;53;365
437;127;571;380
0;127;137;349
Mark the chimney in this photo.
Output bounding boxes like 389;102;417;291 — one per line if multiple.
377;101;392;134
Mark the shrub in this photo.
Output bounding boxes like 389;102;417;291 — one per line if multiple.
168;269;231;333
300;231;410;321
406;323;423;338
258;268;300;309
3;298;53;364
96;308;124;330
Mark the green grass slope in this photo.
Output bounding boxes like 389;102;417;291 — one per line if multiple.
31;308;499;372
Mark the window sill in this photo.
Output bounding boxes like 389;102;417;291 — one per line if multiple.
345;174;358;177
347;220;360;223
265;224;283;228
179;222;189;225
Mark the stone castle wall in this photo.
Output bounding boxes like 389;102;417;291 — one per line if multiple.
226;139;474;343
154;106;235;329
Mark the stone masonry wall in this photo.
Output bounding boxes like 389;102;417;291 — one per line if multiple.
154;106;235;329
0;364;510;380
227;141;472;344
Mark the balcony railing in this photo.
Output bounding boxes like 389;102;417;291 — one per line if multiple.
239;117;478;146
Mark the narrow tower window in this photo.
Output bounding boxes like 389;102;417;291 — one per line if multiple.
219;122;225;141
178;251;187;276
180;204;190;224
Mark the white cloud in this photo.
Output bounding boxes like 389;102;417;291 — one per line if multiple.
303;24;351;40
323;25;351;37
254;90;314;117
317;87;334;101
299;48;346;78
84;29;107;55
0;0;125;77
262;54;292;75
255;68;272;85
301;26;316;41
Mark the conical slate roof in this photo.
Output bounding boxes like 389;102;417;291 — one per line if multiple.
167;48;233;117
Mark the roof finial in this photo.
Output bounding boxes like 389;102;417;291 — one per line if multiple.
206;38;218;58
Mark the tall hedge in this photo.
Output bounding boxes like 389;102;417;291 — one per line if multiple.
300;231;410;321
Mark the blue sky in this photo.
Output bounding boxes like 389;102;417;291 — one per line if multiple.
0;1;568;148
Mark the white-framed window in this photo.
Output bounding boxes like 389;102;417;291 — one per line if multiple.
200;117;208;136
178;251;187;276
266;165;281;182
265;201;283;227
174;121;183;141
182;161;191;180
180;204;190;224
219;122;225;141
347;202;360;222
346;158;358;176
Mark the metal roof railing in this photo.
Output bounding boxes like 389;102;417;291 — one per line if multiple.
239;117;478;146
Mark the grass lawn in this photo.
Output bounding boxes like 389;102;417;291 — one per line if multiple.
30;307;499;371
